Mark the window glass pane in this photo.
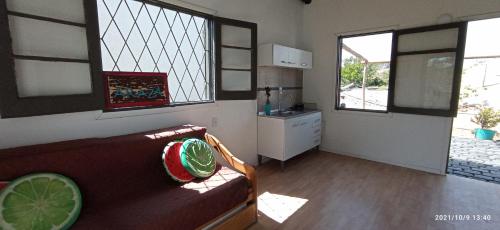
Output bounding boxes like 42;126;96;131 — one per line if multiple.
398;28;458;52
222;70;251;91
6;0;85;23
394;53;456;109
222;48;251;69
9;16;88;59
97;0;212;104
221;25;251;48
465;18;500;58
338;33;392;111
15;60;92;97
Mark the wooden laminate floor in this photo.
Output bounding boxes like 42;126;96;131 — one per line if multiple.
249;151;500;230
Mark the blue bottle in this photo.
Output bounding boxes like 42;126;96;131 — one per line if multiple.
264;87;272;115
264;101;272;115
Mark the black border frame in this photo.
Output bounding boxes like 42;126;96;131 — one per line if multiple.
214;17;257;100
0;0;104;118
142;0;213;19
102;0;217;112
0;0;221;117
335;30;394;113
335;22;468;117
388;22;468;117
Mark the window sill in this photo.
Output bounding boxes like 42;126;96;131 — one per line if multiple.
332;108;394;118
95;101;216;120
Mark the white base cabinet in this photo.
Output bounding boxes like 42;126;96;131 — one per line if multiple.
257;112;321;168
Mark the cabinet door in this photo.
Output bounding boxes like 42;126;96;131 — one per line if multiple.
273;44;290;67
288;48;302;68
284;116;312;160
299;50;313;69
258;117;285;161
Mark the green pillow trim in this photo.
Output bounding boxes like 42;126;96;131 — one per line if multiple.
180;139;216;178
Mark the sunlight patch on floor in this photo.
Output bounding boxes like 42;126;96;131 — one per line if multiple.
257;192;308;223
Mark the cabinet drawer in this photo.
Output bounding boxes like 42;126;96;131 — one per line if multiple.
313;117;321;126
311;114;321;128
313;128;321;135
286;118;310;128
312;137;321;146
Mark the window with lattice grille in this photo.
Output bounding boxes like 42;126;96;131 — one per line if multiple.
96;0;213;107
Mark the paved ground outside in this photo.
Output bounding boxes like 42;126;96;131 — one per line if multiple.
448;137;500;184
339;88;388;111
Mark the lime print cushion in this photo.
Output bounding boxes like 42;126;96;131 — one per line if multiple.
162;141;195;182
0;173;82;230
180;139;217;178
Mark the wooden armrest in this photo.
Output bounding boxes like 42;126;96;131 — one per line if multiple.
204;133;257;202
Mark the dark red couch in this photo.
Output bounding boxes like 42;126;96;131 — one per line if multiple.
0;125;256;229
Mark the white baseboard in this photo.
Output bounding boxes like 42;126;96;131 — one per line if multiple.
319;146;445;175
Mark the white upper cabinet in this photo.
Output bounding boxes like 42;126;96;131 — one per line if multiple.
258;43;312;69
272;44;291;67
298;49;313;69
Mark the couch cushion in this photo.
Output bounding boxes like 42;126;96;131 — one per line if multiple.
72;166;249;230
0;138;104;158
0;125;207;210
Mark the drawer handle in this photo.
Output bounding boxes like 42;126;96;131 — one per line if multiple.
300;122;307;126
314;119;320;123
292;123;300;127
314;129;320;134
281;60;287;63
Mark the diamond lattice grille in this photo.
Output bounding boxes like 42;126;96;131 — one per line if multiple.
97;0;212;103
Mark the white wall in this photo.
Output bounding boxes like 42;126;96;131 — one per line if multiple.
0;0;304;166
185;0;304;47
301;0;500;174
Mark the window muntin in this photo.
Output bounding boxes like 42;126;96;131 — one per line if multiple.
336;23;466;117
215;18;257;100
96;0;213;106
0;0;104;118
337;32;393;112
389;23;467;117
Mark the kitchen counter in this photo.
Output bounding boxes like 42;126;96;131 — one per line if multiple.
258;110;320;119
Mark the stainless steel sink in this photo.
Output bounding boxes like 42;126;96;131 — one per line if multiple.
270;110;304;117
259;109;318;119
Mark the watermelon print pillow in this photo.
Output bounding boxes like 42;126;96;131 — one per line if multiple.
180;139;216;178
162;141;195;182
